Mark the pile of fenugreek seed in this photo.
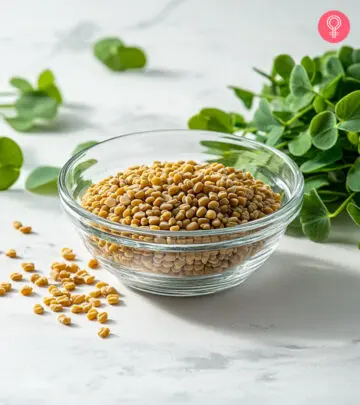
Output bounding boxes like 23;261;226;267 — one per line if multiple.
81;161;281;277
82;161;280;230
1;224;121;339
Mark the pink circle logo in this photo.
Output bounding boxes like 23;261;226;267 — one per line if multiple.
318;10;350;43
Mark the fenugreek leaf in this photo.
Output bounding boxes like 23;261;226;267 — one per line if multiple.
347;202;360;226
310;111;338;150
72;141;98;156
336;90;360;132
288;131;312;156
274;54;295;80
25;166;61;195
229;86;255;109
0;137;23;190
347;158;360;192
300;189;330;242
290;65;313;97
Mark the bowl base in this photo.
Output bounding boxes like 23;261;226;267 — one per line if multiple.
104;261;263;297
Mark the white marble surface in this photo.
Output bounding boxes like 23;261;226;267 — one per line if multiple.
1;0;360;403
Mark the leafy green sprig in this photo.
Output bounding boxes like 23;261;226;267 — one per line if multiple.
188;46;360;243
94;37;147;71
0;69;63;132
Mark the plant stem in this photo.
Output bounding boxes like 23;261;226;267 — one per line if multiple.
285;105;313;127
316;164;352;173
318;190;348;197
276;141;289;149
328;193;355;218
252;67;278;85
0;103;14;108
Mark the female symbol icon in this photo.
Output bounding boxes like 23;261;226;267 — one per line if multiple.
327;15;342;39
318;10;350;43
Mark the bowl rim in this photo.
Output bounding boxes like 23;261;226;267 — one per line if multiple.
58;129;304;237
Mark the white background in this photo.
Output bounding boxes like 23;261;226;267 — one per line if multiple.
1;0;360;403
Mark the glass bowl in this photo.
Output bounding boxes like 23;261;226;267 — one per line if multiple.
59;130;303;296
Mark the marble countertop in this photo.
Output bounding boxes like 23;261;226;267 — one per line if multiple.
1;0;360;403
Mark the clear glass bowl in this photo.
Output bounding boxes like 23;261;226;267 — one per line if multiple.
59;130;303;296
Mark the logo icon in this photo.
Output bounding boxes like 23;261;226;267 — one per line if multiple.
318;10;350;43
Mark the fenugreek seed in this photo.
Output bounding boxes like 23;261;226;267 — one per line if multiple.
51;262;67;271
186;222;199;231
87;308;98;320
90;298;101;307
84;275;95;285
98;327;110;339
71;304;83;314
198;197;210;207
72;294;85;304
151;176;161;186
67;263;79;273
82;303;92;313
6;249;17;258
13;221;22;230
30;273;40;283
62;251;76;261
208;200;219;210
205;209;217;220
97;312;108;324
89;289;102;298
64;281;76;291
57;314;71;325
20;285;33;296
193;182;203;194
10;272;22;281
44;296;56;306
0;282;11;292
0;287;6;296
96;281;108;289
107;294;120;305
73;276;84;285
56;296;72;307
59;270;70;279
196;206;207;217
20;226;32;234
33;304;44;315
100;286;117;297
35;276;48;287
48;285;57;293
21;262;35;272
77;269;88;277
88;258;99;269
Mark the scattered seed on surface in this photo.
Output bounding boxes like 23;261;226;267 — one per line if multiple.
21;262;35;272
20;285;33;296
50;303;63;312
61;248;76;261
100;286;117;297
56;296;72;307
33;304;44;315
62;281;75;291
107;294;120;305
20;226;32;234
43;296;56;306
90;298;101;307
6;249;17;258
87;308;98;320
88;258;99;269
71;294;85;305
82;303;92;313
0;282;11;292
71;304;83;314
0;287;6;296
98;327;110;339
57;314;71;325
10;272;22;281
13;221;22;230
84;275;95;285
96;281;108;289
30;273;41;283
35;276;48;287
89;289;102;298
97;312;108;324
